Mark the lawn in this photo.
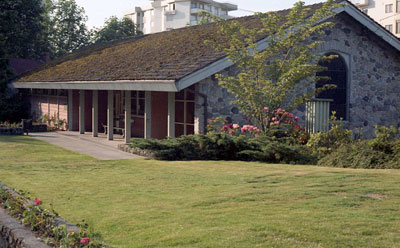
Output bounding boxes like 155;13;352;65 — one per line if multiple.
1;136;400;247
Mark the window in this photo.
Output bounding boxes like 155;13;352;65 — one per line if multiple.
397;0;400;13
385;24;393;32
385;4;393;13
316;53;348;120
175;86;195;137
205;4;211;11
190;14;198;22
191;2;197;8
131;91;145;116
168;3;175;11
397;21;400;34
199;3;204;9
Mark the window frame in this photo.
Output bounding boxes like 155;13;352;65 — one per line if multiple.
385;24;393;32
397;0;400;13
175;88;195;136
131;91;145;117
385;4;393;13
396;21;400;34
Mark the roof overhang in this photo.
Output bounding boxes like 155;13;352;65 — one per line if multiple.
13;80;178;92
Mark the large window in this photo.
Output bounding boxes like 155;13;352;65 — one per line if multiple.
175;86;195;137
385;4;393;13
385;24;393;32
316;53;348;120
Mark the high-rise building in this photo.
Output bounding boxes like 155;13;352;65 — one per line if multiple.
351;0;400;37
124;0;237;34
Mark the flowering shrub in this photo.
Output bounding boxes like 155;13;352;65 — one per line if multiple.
206;108;308;144
0;121;21;128
0;185;106;247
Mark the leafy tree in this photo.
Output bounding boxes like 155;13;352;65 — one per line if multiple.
93;16;142;43
202;0;340;134
46;0;91;57
0;0;47;122
0;0;49;59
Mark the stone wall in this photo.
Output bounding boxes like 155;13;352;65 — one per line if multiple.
195;13;400;138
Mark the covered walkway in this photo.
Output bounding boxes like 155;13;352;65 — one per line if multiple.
30;131;141;160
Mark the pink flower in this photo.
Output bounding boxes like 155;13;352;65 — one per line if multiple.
295;116;299;121
255;133;259;137
34;197;42;206
263;107;269;111
227;124;233;129
274;121;280;125
80;237;90;246
232;124;240;129
221;126;228;131
241;127;246;133
229;130;234;135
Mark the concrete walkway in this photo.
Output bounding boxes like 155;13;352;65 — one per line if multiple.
29;131;141;160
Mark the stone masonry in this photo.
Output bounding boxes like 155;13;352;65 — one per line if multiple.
194;12;400;138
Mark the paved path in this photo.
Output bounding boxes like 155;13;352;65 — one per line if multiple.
29;131;141;160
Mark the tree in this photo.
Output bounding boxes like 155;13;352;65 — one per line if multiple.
46;0;91;57
92;16;142;43
0;0;47;122
202;0;340;134
0;0;49;59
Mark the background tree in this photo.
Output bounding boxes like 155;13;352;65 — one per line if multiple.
0;0;47;122
0;0;49;59
203;0;340;134
46;0;91;57
92;16;142;43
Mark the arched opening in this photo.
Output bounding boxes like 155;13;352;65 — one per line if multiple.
316;53;348;120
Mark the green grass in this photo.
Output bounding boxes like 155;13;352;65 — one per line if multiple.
1;136;400;247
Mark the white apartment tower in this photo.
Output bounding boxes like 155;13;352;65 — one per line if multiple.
125;0;238;34
351;0;400;37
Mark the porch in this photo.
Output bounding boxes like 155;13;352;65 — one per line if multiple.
29;86;198;144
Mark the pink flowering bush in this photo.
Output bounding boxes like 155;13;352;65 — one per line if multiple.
206;107;309;144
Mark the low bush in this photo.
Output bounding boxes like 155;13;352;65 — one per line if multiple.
307;115;353;159
130;134;316;164
318;126;400;169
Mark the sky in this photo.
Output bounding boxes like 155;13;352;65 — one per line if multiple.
75;0;324;29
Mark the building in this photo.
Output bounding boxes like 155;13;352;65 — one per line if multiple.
12;0;400;142
124;0;237;34
351;0;400;37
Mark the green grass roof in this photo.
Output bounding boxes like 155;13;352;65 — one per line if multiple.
17;4;324;83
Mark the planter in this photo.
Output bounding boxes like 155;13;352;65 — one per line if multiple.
118;144;155;158
31;124;48;133
0;127;23;135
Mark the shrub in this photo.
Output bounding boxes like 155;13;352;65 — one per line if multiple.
130;133;316;164
318;125;400;169
307;115;353;158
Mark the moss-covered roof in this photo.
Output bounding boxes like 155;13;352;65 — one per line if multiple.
17;3;325;83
